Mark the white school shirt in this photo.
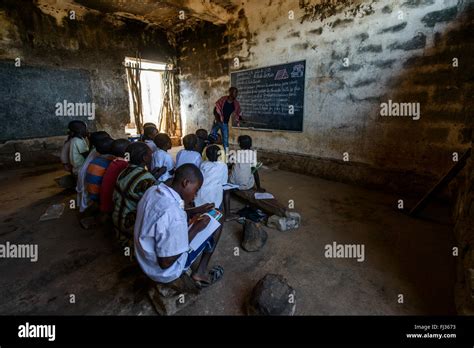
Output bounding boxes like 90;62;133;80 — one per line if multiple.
76;148;98;212
145;139;158;153
134;184;189;283
195;161;228;208
229;162;255;190
176;149;202;169
150;149;175;182
60;139;71;164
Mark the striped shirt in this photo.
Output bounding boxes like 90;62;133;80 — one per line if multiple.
85;154;115;202
112;165;156;241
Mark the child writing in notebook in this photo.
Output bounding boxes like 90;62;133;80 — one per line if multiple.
134;164;224;288
195;145;228;211
229;135;263;191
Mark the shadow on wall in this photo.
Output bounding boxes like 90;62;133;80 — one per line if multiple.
240;2;473;197
362;3;473;190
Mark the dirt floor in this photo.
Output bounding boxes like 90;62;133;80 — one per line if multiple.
0;148;457;315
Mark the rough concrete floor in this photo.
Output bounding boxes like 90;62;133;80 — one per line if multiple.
0;154;456;315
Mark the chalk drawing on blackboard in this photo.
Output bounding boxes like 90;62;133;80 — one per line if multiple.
291;64;305;78
274;69;289;80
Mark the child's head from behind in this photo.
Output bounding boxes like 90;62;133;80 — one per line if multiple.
111;139;131;158
207;133;217;144
95;137;114;155
143;122;156;130
143;126;158;141
172;163;203;204
68;121;87;138
206;145;220;162
125;142;152;167
238;135;252;150
195;129;208;140
183;134;198;151
154;133;172;151
89;131;110;149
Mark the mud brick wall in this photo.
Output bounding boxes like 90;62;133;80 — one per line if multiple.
177;22;229;133
177;0;473;195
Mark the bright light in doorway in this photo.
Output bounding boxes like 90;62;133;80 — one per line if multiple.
124;57;172;136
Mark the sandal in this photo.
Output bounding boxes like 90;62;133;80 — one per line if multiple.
194;266;224;289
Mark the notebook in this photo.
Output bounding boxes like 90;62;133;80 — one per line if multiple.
254;192;274;200
188;213;221;252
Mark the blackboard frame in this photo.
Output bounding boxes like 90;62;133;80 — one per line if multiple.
230;60;306;133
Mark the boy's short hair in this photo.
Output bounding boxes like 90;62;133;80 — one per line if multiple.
95;137;114;155
195;129;208;140
143;122;157;129
207;133;218;144
68;120;87;138
125;142;149;165
173;163;203;185
182;134;198;151
111;139;131;157
238;135;252;149
206;145;220;162
89;131;111;148
143;126;158;140
154;133;171;150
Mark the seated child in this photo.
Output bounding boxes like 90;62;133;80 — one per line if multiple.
76;131;111;213
140;123;157;141
60;122;76;173
150;133;175;183
134;164;224;287
202;133;226;163
143;126;159;153
176;134;202;168
99;139;131;214
68;121;89;175
229;135;263;191
85;137;115;204
195;129;209;155
195;145;228;210
112;142;156;243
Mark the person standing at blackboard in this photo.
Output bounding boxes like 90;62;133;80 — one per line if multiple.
211;87;243;151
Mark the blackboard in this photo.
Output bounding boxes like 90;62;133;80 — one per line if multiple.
0;61;95;142
230;60;305;132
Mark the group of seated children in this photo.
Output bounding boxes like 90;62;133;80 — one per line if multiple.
61;121;262;287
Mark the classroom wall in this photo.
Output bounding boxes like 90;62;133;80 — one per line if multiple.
177;0;473;194
452;139;474;314
0;0;176;168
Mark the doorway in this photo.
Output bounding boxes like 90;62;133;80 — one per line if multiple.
124;57;166;136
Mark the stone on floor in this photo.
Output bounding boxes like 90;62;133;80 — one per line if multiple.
247;274;296;316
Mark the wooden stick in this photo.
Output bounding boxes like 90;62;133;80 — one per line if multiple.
409;148;471;217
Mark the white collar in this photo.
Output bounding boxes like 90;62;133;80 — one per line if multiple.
158;183;185;210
